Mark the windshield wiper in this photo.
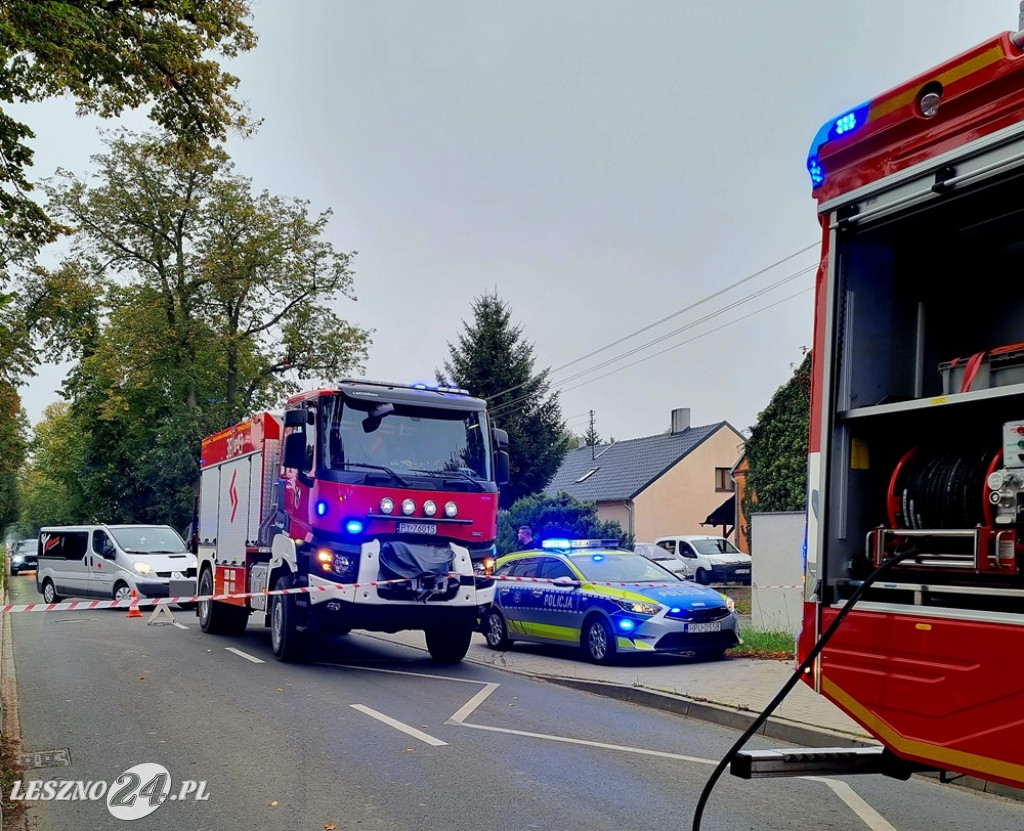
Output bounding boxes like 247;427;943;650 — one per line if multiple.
343;462;410;486
409;468;485;491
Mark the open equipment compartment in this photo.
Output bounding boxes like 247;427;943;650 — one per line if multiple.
825;165;1024;613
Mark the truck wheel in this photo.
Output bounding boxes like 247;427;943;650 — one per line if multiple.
197;567;248;635
425;624;472;663
483;609;513;650
582;615;616;664
270;575;307;663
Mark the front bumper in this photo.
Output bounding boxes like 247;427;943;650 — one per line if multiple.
612;609;741;653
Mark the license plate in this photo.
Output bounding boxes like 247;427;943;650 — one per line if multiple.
398;522;437;535
686;621;721;633
735;568;750;575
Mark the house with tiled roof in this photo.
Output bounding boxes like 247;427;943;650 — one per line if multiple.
545;408;745;542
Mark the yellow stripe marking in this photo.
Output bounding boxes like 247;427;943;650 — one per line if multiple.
868;44;1004;122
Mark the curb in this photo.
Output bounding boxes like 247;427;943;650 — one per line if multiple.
539;675;876;749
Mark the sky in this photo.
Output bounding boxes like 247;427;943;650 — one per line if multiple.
15;1;1024;443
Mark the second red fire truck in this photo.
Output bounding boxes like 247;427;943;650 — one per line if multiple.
771;9;1024;792
194;379;507;663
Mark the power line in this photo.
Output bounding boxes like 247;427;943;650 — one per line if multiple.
485;241;819;404
486;264;815;422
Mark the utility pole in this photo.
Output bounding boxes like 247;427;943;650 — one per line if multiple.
589;410;596;460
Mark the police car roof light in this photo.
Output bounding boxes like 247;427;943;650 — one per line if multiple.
541;538;621;550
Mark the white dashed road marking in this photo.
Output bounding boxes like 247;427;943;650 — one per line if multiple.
224;647;264;664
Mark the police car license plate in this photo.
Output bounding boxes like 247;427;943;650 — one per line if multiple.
398;522;437;535
686;621;721;633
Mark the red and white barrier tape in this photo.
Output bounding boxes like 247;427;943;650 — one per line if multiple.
752;583;802;590
3;573;730;615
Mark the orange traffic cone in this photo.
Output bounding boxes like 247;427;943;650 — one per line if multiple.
126;589;143;619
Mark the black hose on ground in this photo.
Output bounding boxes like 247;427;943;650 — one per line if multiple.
689;545;921;831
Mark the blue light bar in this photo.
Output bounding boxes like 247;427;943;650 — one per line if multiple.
806;100;869;189
540;539;619;550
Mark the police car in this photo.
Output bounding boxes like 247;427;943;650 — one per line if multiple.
482;539;741;663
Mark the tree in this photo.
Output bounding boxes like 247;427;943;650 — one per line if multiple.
582;418;602;448
438;292;571;508
496;491;627;555
0;0;256;246
17;401;85;529
741;350;812;539
0;381;27;529
39;131;371;529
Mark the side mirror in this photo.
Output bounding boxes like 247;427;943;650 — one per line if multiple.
494;450;510;485
283;432;306;469
362;402;395;433
492;428;509;451
283;409;306;427
102;543;117;560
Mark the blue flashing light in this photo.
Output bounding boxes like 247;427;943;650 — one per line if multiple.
807;157;825;188
345;519;365;534
670;607;681;614
541;538;619;550
591;554;605;562
618;619;635;632
316;500;328;517
827;103;869;141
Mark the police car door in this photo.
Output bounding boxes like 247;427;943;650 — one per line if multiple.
534;557;582;643
499;557;539;638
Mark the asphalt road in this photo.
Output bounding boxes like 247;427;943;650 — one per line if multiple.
4;573;1023;831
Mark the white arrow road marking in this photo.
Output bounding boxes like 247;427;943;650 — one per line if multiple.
171;621;188;630
350;704;447;746
225;647;264;664
323;661;900;831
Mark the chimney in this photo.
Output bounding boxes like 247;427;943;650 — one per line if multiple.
670;408;690;434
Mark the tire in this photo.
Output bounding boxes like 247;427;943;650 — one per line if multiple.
41;579;61;604
270;574;307;662
582;615;616;664
695;569;711;585
425;624;473;663
197;567;249;635
483;608;513;650
113;581;132;603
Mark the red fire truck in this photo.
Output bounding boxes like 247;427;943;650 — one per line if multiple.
788;14;1024;791
195;379;507;663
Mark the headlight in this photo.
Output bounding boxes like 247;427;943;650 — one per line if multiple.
444;501;458;518
133;562;153;575
724;595;736;612
423;500;437;517
380;497;394;515
614;599;662;616
401;499;416;516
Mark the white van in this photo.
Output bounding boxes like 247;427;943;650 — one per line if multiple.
36;525;197;604
653;535;752;585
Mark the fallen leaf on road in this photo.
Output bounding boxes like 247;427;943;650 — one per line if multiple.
139;676;145;681
270;801;278;807
276;687;283;692
325;824;338;830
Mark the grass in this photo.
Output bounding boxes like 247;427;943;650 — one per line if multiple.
730;627;795;660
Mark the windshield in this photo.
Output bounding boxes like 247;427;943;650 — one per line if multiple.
108;527;188;554
320;396;491;480
691;538;742;556
572;553;682;583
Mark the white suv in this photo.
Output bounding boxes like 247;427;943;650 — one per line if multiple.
653;535;751;585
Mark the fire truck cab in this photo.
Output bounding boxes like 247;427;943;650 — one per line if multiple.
195;379;507;663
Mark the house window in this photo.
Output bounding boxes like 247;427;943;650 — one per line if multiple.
715;467;734;492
